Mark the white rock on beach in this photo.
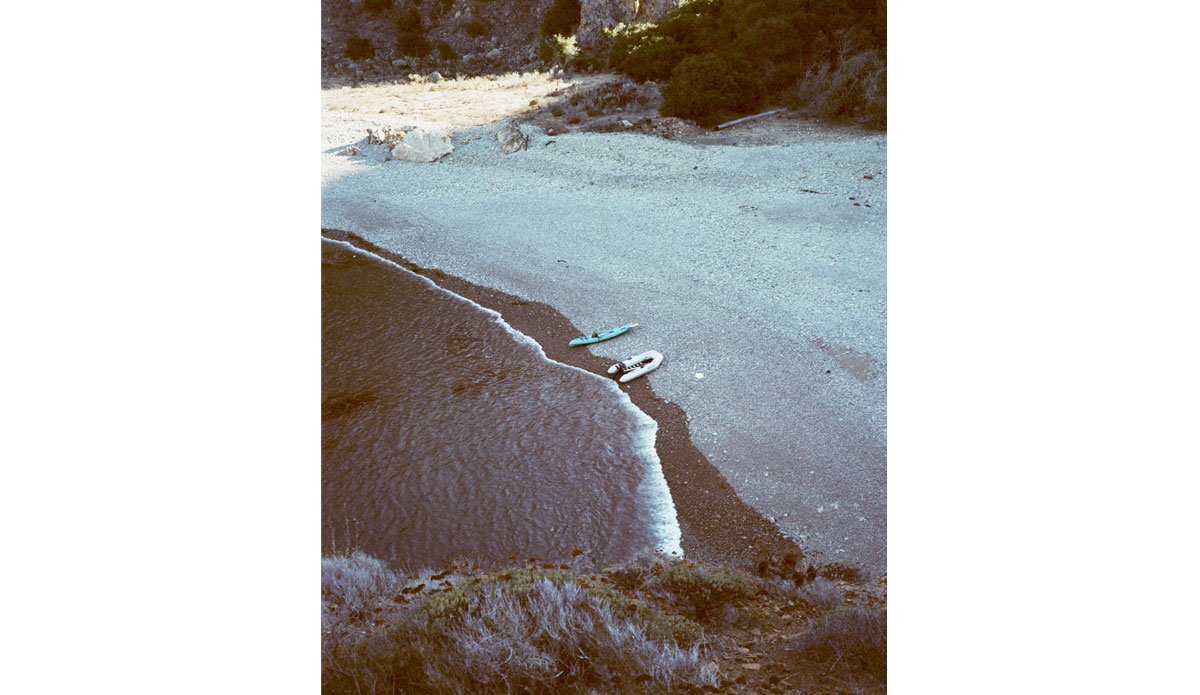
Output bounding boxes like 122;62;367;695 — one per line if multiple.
390;128;454;162
497;119;528;154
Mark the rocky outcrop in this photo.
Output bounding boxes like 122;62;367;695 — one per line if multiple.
578;0;681;51
496;119;529;154
390;128;454;162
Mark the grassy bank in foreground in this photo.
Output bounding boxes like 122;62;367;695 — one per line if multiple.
323;551;886;694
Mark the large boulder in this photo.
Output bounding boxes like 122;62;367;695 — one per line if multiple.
499;119;532;154
497;119;528;154
390;128;454;162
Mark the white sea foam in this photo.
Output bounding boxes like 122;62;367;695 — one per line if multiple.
323;237;684;557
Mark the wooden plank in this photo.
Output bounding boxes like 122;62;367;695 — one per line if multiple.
715;108;788;130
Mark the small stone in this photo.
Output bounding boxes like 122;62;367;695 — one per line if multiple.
428;71;443;83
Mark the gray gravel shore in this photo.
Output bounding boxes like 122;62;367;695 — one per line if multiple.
322;108;887;573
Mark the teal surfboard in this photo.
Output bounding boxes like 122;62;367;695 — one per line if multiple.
569;323;638;346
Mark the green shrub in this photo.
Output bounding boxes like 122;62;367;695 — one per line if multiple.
540;0;581;38
608;558;758;624
645;559;758;622
390;5;431;58
816;557;866;583
392;6;423;33
436;40;458;60
609;0;886;128
655;0;729;54
661;52;760;127
397;31;431;57
610;25;687;82
789;607;886;691
570;53;600;72
539;33;578;67
344;35;375;60
788;48;885;127
461;17;489;38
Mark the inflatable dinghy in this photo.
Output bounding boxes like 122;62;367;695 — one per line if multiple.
607;350;663;383
569;323;638;346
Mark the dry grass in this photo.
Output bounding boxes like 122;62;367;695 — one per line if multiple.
321;552;887;695
796;577;847;610
321;71;623;129
322;564;719;694
786;607;887;693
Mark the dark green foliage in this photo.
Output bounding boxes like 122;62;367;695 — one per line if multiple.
790;607;886;690
393;6;423;33
436;40;459;60
786;45;885;127
397;31;431;57
610;27;688;83
393;6;430;58
541;0;581;38
345;35;375;60
661;52;760;127
461;18;489;38
609;0;886;127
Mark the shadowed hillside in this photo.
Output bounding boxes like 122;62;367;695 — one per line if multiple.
322;0;884;129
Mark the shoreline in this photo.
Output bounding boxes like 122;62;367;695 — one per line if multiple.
323;228;806;570
322;79;886;574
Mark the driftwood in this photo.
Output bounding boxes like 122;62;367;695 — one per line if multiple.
715;108;788;130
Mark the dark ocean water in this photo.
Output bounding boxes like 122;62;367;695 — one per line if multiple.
321;239;680;571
